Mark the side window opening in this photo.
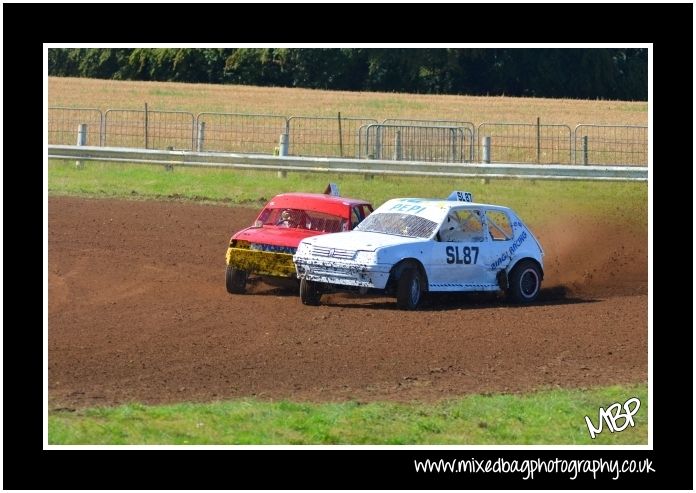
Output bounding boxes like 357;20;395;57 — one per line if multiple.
350;207;362;229
308;211;347;232
350;205;373;229
439;209;484;242
486;210;513;241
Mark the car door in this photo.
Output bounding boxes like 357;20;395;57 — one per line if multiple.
482;209;516;283
430;207;489;289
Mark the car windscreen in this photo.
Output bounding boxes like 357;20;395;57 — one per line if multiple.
355;212;438;238
256;208;347;232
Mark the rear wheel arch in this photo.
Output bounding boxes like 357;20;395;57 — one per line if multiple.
506;258;543;303
507;257;544;280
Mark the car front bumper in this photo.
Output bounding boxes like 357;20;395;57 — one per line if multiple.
294;257;391;289
226;247;296;278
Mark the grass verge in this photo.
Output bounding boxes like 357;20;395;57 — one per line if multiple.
49;383;647;445
48;160;647;229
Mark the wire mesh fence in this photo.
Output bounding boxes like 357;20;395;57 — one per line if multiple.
477;122;572;164
196;113;288;154
359;124;469;162
103;110;195;150
574;125;648;166
48;107;647;166
287;116;378;158
48;107;103;146
382;119;475;161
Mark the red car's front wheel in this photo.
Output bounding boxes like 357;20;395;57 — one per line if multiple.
226;265;247;294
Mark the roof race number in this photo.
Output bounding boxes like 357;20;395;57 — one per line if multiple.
447;191;473;202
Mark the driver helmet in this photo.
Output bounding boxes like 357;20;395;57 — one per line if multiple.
445;212;459;231
440;213;460;241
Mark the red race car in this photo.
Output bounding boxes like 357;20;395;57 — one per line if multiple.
225;184;373;293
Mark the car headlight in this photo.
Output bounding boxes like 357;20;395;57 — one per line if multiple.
354;250;378;264
295;241;311;257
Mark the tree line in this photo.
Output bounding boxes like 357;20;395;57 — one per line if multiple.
48;48;647;101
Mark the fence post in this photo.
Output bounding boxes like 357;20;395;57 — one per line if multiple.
393;130;402;160
164;146;174;171
77;123;87;146
482;136;491;164
470;128;475;162
196;121;205;152
337;112;343;157
75;123;87;168
365;124;375;179
277;133;289;178
536;117;541;164
144;102;149;149
582;135;589;165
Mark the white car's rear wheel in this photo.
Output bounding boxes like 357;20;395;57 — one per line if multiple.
508;260;541;303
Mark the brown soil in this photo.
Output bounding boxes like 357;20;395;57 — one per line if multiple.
48;196;648;408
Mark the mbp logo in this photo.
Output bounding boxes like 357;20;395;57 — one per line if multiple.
584;397;641;439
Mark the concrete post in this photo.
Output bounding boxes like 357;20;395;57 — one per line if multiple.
144;102;149;149
76;123;87;168
582;135;589;165
337;112;343;157
196;121;205;152
393;130;402;161
278;133;289;156
165;146;174;171
482;136;491;164
277;133;289;178
481;133;491;182
536;116;541;164
77;123;87;146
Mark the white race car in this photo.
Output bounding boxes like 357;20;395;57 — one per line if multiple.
293;191;544;310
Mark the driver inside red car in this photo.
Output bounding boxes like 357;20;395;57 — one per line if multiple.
277;209;299;228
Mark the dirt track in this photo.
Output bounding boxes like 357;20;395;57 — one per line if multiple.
48;196;647;408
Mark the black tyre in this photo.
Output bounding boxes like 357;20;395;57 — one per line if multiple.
508;260;542;303
300;277;322;306
396;267;424;310
226;265;247;294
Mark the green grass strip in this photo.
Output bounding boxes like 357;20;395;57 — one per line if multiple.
49;384;647;445
48;160;647;228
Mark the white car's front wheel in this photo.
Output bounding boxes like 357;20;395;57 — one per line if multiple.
396;267;423;310
300;277;322;306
